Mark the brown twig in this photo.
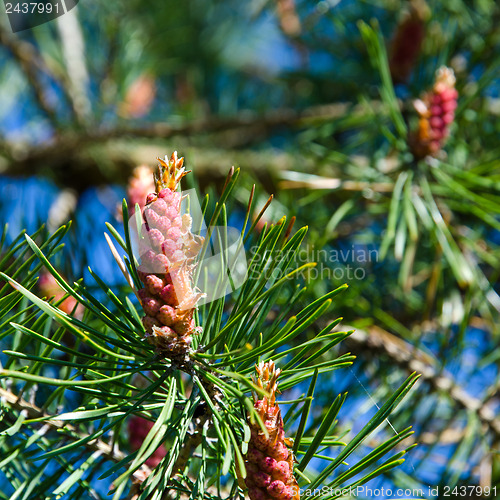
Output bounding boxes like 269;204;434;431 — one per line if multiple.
0;25;81;126
0;26;59;126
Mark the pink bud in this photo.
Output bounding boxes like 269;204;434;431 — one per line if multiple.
157;188;172;199
166;227;182;241
156;216;172;233
157;304;176;326
440;88;458;101
267;480;286;498
442;112;454;124
247;447;265;464
172;216;183;228
273;442;289;461
147;228;164;248
429;116;443;130
260;456;277;475
139;250;156;269
151;198;168;216
431;94;442;106
442;100;457;112
154;254;170;273
166;206;178;220
143;208;159;227
146;193;157;204
142;296;161;316
254;471;271;488
159;284;177;304
144;274;164;295
430;105;441;116
273;461;291;482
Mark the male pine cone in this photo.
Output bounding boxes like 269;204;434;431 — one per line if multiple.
245;361;299;500
137;152;204;358
410;66;458;158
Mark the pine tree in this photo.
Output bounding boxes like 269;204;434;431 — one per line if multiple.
1;0;500;497
0;154;418;499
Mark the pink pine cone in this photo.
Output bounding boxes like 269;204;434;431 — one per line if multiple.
137;153;203;356
245;362;299;500
410;66;458;158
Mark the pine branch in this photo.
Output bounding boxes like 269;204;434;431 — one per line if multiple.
343;324;500;439
0;386;152;483
0;26;59;126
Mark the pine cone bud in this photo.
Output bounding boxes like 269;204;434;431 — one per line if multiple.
137;152;205;359
409;66;458;159
128;416;166;468
389;0;429;83
126;165;156;217
245;361;299;500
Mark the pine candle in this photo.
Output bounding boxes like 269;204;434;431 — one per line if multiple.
137;152;204;358
245;361;300;500
410;66;458;158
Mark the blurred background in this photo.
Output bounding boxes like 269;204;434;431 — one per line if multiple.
1;0;500;497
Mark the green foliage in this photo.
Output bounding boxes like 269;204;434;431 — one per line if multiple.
1;0;500;497
0;172;418;499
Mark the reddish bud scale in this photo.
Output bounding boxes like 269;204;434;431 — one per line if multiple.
410;66;458;158
128;416;166;468
389;1;428;83
137;152;204;357
245;361;299;500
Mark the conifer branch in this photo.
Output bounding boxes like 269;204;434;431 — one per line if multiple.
0;26;76;126
0;386;152;482
343;325;500;439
